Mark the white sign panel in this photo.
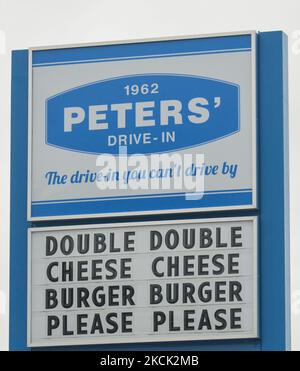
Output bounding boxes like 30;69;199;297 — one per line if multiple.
28;217;258;347
28;32;257;220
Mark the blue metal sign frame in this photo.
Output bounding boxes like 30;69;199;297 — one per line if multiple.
10;31;290;351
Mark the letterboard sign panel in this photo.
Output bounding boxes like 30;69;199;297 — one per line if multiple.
28;217;258;347
28;32;257;220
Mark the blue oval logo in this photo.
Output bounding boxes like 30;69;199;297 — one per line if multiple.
46;73;239;155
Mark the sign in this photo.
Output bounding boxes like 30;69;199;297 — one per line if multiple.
28;217;258;347
28;32;257;220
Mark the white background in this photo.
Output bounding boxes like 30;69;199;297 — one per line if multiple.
0;0;299;350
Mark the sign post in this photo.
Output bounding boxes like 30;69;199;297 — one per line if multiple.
10;31;290;351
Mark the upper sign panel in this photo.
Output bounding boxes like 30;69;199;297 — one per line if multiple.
28;32;257;220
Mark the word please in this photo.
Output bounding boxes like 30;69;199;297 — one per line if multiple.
64;98;210;132
47;308;241;336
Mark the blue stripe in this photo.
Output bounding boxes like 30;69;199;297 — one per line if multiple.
31;191;252;217
33;48;251;67
32;34;251;65
32;188;252;205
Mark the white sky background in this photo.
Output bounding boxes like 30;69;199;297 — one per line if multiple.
0;0;300;350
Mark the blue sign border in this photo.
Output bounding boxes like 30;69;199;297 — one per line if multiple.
10;31;290;350
32;34;252;66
